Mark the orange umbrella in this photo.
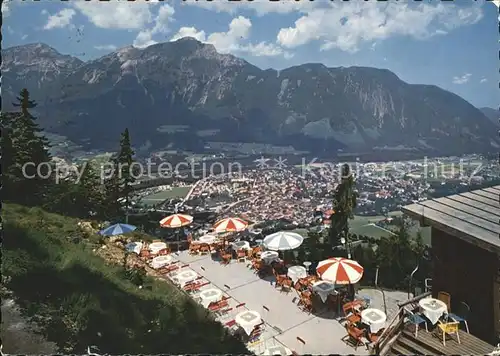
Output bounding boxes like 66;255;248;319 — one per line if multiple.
316;257;364;285
159;214;193;228
213;217;248;233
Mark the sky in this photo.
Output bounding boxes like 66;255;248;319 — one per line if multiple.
2;0;499;108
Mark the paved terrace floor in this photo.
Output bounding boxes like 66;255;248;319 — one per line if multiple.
168;251;410;355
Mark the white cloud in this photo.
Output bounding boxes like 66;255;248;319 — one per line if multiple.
21;34;28;40
73;1;159;29
170;17;290;58
133;5;175;48
94;44;118;51
452;73;472;85
480;78;487;83
171;27;207;42
43;8;76;30
181;0;315;16
2;0;12;17
276;2;483;52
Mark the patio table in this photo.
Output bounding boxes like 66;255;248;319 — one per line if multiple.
287;265;307;283
199;288;223;308
312;281;336;302
260;251;279;264
263;346;292;355
198;234;218;244
419;298;447;325
235;310;262;335
361;308;387;333
149;242;167;254
151;255;172;269
174;270;198;287
232;240;251;250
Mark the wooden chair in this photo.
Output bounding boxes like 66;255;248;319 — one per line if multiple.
158;248;170;255
280;278;293;294
437;291;451;311
436;321;460;346
237;249;246;262
299;294;313;314
342;324;365;350
189;243;200;255
221;253;232;265
139;249;151;259
199;244;210;255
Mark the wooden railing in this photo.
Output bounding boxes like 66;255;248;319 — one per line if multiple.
371;291;431;355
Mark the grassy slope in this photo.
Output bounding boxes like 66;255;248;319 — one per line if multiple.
2;204;247;354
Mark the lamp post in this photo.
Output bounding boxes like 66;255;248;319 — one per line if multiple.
375;266;388;315
340;237;351;259
408;264;419;299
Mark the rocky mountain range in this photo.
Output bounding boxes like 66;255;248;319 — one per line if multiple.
480;107;499;127
2;39;499;157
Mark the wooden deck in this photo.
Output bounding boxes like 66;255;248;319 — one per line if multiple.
402;185;500;254
390;326;496;355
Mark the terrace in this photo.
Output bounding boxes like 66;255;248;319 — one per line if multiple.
162;250;409;355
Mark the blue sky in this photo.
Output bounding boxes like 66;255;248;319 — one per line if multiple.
3;0;498;108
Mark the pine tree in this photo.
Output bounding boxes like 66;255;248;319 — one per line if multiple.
328;164;358;255
116;128;136;223
76;160;106;218
2;89;52;205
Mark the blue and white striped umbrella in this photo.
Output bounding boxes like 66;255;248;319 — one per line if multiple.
263;231;304;251
99;223;137;236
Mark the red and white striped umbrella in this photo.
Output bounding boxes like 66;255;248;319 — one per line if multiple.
213;217;248;233
159;214;193;228
316;257;364;285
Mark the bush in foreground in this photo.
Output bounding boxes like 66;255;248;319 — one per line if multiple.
2;204;248;354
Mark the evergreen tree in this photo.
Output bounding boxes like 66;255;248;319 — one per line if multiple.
328;164;358;255
1;89;52;205
103;158;123;220
116;128;136;223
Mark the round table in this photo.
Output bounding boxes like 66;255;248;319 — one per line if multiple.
233;240;251;250
260;251;279;264
419;298;447;325
151;255;172;269
235;310;262;335
199;288;223;308
263;346;292;355
311;281;336;302
149;242;167;254
361;308;387;333
287;265;307;283
198;234;218;244
303;261;312;272
175;270;198;287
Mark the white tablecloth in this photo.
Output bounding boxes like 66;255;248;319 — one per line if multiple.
232;241;251;250
151;255;172;269
287;266;307;283
235;310;262;335
312;281;336;302
361;308;387;333
175;270;198;287
149;242;167;254
260;251;279;264
263;346;292;355
198;234;218;244
125;242;143;255
419;298;447;325
199;288;223;308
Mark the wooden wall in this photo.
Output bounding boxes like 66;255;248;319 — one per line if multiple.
431;227;497;344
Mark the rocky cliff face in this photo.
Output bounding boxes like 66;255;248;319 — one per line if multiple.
3;39;498;156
